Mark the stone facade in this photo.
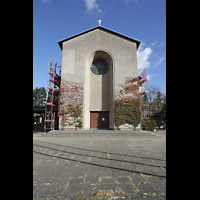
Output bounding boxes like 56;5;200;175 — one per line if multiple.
58;26;141;130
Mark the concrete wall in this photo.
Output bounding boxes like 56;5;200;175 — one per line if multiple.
90;51;112;111
88;50;114;129
60;29;138;130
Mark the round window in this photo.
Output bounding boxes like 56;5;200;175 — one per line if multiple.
91;59;108;75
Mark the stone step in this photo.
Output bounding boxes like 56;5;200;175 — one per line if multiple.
40;130;159;138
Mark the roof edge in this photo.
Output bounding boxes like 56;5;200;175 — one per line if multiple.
57;26;141;50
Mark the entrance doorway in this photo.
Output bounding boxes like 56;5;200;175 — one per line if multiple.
90;111;109;129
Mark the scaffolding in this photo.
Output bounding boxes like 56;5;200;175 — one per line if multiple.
139;72;149;130
44;58;61;132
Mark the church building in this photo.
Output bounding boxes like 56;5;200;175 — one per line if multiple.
57;22;141;130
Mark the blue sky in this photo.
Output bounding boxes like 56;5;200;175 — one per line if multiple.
33;0;166;94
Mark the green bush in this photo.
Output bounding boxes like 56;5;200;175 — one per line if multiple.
76;119;82;128
144;119;157;131
115;97;141;129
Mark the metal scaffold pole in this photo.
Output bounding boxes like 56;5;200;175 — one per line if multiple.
44;58;61;133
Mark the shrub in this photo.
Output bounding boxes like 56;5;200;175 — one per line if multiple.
60;115;67;128
144;119;157;131
115;97;141;129
60;103;82;127
76;119;82;128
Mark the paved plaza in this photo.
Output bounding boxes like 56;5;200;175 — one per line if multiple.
33;130;166;199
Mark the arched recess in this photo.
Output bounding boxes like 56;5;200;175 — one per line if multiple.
83;50;114;129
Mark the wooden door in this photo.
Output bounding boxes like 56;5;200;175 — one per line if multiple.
90;111;109;129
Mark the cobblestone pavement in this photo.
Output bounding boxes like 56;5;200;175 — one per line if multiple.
33;130;166;199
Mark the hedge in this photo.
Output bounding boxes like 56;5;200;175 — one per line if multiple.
115;97;141;129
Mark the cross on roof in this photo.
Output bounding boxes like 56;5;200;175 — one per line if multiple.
97;19;102;26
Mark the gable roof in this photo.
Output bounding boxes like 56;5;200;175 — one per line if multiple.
57;26;141;50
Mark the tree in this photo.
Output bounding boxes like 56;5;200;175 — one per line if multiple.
147;85;164;116
147;85;166;128
147;85;161;103
33;87;47;107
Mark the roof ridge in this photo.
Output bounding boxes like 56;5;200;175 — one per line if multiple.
57;26;141;50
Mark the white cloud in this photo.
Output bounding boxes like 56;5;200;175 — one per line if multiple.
158;41;165;47
146;74;155;81
125;0;139;3
154;56;165;67
138;42;146;50
150;41;165;48
137;47;152;74
150;41;158;47
84;0;102;14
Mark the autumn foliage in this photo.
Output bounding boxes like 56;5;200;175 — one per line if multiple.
115;76;141;129
59;81;83;129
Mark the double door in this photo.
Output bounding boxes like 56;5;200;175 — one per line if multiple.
90;111;109;129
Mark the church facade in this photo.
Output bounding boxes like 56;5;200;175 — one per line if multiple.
58;26;141;130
